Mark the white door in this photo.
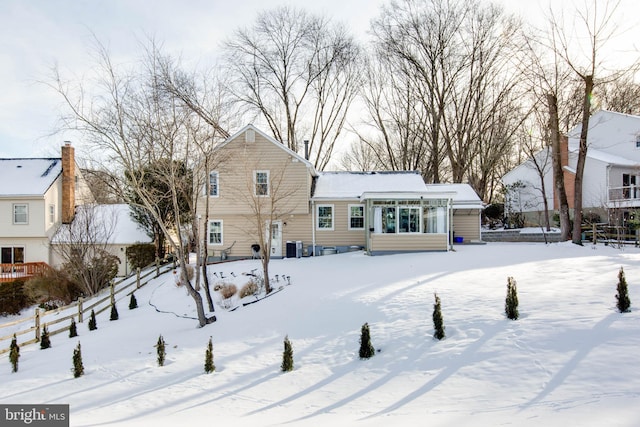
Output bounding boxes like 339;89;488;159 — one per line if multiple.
268;221;282;257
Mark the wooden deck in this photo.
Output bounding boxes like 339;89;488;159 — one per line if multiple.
0;262;50;283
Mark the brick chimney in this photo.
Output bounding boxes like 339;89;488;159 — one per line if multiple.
61;142;76;224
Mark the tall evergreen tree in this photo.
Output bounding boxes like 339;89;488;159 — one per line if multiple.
129;292;138;310
204;337;215;374
359;322;375;359
110;303;119;321
9;334;19;373
281;335;294;372
40;325;51;349
72;342;84;378
69;318;78;338
505;276;519;320
616;267;631;313
156;335;166;367
433;293;445;340
88;309;98;331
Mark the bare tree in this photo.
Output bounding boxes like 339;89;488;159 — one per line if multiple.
50;40;221;327
223;6;361;168
368;0;523;197
548;0;628;244
52;204;120;296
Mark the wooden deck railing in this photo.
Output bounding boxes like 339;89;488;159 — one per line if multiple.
0;262;51;283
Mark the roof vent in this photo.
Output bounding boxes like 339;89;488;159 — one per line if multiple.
17;165;22;168
246;129;255;143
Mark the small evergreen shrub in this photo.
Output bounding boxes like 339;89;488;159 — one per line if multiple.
40;325;51;349
281;335;294;372
505;276;519;320
616;267;631;313
359;322;375;360
72;342;84;378
239;281;259;298
433;293;445;340
69;318;78;338
156;335;166;367
88;310;98;331
110;303;119;321
9;334;20;373
204;337;215;374
129;293;138;310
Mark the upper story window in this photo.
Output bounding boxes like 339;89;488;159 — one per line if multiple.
317;204;334;230
13;204;28;224
208;171;219;197
348;205;364;230
255;171;269;196
49;204;55;224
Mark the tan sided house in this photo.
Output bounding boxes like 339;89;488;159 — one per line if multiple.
198;125;483;260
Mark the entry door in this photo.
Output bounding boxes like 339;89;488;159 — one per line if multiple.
269;221;282;257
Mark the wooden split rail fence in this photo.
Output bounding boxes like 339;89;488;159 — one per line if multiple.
0;262;173;355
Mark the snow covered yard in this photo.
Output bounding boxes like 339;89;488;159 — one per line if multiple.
1;242;639;427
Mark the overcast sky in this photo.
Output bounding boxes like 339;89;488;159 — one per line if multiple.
0;0;638;161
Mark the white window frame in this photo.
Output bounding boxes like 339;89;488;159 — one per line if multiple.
348;204;365;230
316;204;334;231
254;170;270;197
208;220;223;245
49;204;56;224
13;204;28;225
208;171;219;197
398;206;421;233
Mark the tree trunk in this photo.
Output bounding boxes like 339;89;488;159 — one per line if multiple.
202;189;214;312
181;261;215;327
547;93;571;240
572;75;593;245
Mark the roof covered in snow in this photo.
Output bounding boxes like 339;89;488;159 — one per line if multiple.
313;171;428;199
53;204;152;245
426;183;484;208
0;158;61;196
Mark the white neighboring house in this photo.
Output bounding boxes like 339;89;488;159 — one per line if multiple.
51;204;153;277
0;143;93;281
502;110;640;225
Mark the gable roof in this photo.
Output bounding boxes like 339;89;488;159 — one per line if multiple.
426;183;484;209
0;158;62;197
312;171;428;199
216;124;317;175
52;204;152;245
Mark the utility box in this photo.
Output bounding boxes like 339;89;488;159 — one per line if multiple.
296;241;302;258
286;241;296;258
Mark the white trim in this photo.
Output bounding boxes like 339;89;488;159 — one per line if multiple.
348;204;365;230
208;219;223;246
254;170;270;197
208;171;219;197
13;203;28;225
316;204;334;231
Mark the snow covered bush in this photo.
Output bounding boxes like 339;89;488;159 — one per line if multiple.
219;284;237;300
616;267;631;313
359;323;375;359
239;281;259;298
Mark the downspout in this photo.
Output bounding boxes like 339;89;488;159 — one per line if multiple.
449;198;453;251
364;198;370;255
311;199;316;256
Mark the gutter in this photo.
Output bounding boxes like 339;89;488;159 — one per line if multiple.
311;199;316;256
